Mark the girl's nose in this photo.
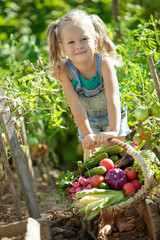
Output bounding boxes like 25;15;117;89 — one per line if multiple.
75;40;83;49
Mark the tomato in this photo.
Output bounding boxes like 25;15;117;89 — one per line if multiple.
31;147;40;159
132;134;142;144
35;129;44;140
123;183;135;196
91;175;105;188
37;144;48;155
99;158;114;171
150;102;160;117
130;179;142;191
41;143;48;153
27;136;39;147
140;130;152;140
137;126;152;140
134;106;149;121
124;166;137;180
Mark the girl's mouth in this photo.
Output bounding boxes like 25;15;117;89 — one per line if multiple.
75;51;86;55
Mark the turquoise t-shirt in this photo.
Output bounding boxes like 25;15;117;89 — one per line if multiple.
71;72;101;90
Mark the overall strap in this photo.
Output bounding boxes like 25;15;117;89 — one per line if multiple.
66;54;103;92
96;54;103;85
66;59;82;92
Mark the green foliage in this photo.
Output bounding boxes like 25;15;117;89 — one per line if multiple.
0;33;82;170
0;0;160;174
133;157;160;184
116;15;160;150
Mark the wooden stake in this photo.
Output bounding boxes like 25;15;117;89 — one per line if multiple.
147;56;160;103
18;116;36;189
0;129;22;221
0;84;40;219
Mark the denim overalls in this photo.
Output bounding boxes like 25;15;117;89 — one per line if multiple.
66;54;131;140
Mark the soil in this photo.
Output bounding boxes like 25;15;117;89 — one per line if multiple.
0;168;157;240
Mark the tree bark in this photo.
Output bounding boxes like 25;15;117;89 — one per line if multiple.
147;56;160;103
112;0;121;40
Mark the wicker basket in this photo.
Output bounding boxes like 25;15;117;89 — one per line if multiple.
84;138;156;215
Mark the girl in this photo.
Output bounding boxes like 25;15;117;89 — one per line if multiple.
47;9;135;237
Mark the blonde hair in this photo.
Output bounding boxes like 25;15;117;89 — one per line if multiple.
46;10;117;78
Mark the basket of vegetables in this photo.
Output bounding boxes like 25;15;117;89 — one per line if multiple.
57;138;160;220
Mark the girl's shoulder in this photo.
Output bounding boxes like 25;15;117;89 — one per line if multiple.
58;63;73;82
100;55;116;79
101;55;115;70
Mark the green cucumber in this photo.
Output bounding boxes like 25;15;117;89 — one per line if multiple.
93;145;123;157
99;182;109;189
84;152;108;169
109;155;119;163
84;166;107;178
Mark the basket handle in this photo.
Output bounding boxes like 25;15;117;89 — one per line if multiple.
107;138;130;152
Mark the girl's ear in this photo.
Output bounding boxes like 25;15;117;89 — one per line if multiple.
59;42;65;54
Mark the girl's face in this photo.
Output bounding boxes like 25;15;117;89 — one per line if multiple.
59;22;97;64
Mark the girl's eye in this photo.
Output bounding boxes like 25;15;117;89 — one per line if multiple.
68;41;74;44
82;38;88;41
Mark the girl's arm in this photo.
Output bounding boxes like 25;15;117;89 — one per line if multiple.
94;57;121;143
59;70;95;149
102;57;121;133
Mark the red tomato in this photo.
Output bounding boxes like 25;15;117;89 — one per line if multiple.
140;131;152;140
37;144;48;155
131;179;142;191
99;158;114;171
124;166;137;180
123;182;135;196
91;175;105;188
138;126;152;140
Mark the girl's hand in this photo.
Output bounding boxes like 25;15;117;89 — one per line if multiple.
82;133;96;150
94;131;117;144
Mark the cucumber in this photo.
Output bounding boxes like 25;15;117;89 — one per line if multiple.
93;145;123;157
99;182;109;189
109;155;119;163
84;152;108;169
84;166;107;178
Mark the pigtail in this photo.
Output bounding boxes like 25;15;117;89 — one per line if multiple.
90;14;116;59
46;20;66;78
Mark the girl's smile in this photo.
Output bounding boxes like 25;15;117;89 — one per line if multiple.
75;51;87;55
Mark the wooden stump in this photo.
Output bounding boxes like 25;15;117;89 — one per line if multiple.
0;84;40;218
0;218;51;240
138;198;160;240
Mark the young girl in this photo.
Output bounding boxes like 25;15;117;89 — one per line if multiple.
47;9;135;237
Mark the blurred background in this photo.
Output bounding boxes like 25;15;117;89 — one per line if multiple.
0;0;160;176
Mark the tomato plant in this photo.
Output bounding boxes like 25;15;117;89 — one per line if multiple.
0;7;160;176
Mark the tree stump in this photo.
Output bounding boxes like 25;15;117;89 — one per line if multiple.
138;198;160;240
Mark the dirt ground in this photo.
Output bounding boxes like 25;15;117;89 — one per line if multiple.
0;168;157;240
